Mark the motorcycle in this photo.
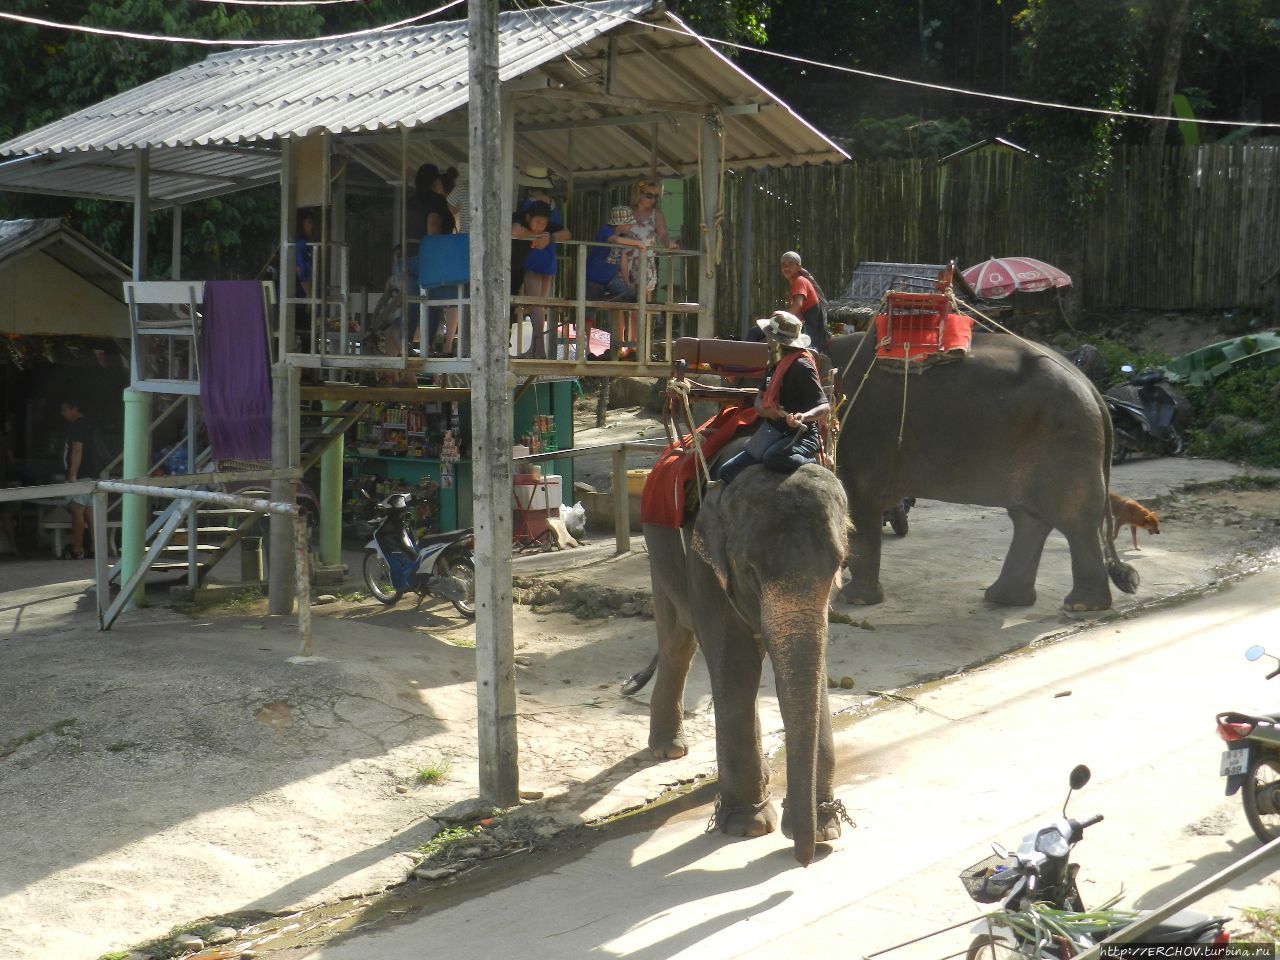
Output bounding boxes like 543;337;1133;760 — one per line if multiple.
961;765;1229;958
362;491;476;618
1216;645;1280;843
1103;364;1191;464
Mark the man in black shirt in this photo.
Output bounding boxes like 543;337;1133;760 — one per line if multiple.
717;311;830;484
61;397;109;559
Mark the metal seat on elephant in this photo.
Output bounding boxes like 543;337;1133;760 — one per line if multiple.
874;265;974;364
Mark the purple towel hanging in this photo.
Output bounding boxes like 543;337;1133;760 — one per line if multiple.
199;281;272;462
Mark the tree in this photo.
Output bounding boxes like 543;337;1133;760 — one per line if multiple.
1013;0;1140;216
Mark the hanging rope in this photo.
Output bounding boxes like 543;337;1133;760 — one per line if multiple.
665;378;712;493
697;111;727;279
897;345;910;446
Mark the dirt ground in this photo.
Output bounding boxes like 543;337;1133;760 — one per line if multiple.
4;345;1280;957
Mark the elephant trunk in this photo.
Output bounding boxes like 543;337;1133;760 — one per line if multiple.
760;583;830;867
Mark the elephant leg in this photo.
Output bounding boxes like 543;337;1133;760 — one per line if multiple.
840;500;885;605
706;634;777;838
648;588;695;760
985;507;1050;606
781;682;844;843
1062;516;1113;611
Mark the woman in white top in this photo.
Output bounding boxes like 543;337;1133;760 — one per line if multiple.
627;178;676;298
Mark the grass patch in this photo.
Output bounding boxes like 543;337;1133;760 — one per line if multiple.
444;635;476;649
415;758;453;785
1240;906;1280;942
1;719;77;760
416;824;477;858
1176;476;1280;496
105;741;139;753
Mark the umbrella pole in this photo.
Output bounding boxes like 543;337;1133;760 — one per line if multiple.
1056;289;1078;333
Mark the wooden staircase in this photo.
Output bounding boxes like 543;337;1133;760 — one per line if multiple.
131;399;370;584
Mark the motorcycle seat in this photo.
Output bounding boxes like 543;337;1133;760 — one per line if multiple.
417;528;472;548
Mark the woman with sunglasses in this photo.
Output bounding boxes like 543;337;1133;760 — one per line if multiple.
627;179;677;293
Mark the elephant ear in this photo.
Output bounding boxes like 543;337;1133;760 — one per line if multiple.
690;493;732;593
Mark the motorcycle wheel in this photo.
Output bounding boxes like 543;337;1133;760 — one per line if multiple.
1242;750;1280;843
966;934;1019;960
887;503;909;537
446;555;476;618
363;551;403;606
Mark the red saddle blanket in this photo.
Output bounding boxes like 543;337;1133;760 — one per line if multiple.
641;405;759;527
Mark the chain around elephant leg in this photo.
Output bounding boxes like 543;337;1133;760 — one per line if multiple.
781;796;857;842
707;791;777;838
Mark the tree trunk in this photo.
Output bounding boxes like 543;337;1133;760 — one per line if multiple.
1148;0;1192;149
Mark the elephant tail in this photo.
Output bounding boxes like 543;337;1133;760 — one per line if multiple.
621;653;658;696
1099;401;1140;595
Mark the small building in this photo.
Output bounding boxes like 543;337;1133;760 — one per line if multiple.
0;219;130;485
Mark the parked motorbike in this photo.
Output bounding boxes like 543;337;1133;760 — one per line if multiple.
362;491;476;618
1216;645;1280;843
961;765;1229;958
1104;365;1191;463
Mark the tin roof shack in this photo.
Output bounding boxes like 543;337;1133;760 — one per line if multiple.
0;220;129;487
828;260;1009;329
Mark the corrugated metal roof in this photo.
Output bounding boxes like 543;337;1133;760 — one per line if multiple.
0;0;846;205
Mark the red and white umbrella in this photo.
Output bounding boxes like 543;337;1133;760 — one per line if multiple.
961;256;1072;299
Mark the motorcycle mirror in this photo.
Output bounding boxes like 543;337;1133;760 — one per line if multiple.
1069;764;1092;791
990;841;1009;859
1246;645;1268;662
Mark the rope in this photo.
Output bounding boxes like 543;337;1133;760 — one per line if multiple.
897;344;910;446
665;378;712;492
696;111;727;279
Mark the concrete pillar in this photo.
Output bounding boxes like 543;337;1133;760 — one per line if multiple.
697;114;723;338
120;388;151;608
318;399;343;567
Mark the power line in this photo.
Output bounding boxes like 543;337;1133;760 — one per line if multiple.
0;0;465;47
543;0;1280;131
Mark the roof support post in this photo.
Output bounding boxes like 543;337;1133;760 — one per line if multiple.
739;167;755;339
270;138;299;617
470;0;520;807
120;149;152;608
697;114;723;338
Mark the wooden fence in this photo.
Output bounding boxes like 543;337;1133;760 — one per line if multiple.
581;144;1280;334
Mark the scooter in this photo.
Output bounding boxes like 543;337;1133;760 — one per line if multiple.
362;490;476;618
1103;365;1191;463
961;765;1229;958
1216;645;1280;843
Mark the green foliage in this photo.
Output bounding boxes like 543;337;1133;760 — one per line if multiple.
416;824;477;859
1082;338;1171;389
840;115;973;161
1013;0;1140;218
1184;362;1280;467
677;0;771;45
1240;905;1280;942
415;757;452;785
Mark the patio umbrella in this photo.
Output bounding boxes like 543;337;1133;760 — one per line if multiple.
961;256;1072;299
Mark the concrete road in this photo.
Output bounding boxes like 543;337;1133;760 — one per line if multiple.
305;568;1280;959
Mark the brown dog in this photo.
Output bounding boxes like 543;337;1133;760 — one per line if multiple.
1108;492;1160;550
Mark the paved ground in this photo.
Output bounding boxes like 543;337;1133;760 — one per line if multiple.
0;451;1277;959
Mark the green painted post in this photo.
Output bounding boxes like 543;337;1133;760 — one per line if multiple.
319;400;343;567
120;388;151;608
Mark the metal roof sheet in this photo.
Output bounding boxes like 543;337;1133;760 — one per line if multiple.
0;0;846;205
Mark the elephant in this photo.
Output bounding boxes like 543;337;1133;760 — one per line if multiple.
825;331;1137;611
638;459;849;866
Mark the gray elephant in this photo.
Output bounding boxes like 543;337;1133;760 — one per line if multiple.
825;331;1136;610
638;461;849;866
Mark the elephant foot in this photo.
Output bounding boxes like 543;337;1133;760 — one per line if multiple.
781;797;853;842
984;581;1037;607
648;735;688;760
714;794;778;838
1062;592;1112;613
839;580;883;606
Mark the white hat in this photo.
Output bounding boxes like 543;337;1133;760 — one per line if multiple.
518;165;553;188
756;310;810;348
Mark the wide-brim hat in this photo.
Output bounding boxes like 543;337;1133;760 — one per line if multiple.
756;310;810;348
519;165;553;188
608;204;635;226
